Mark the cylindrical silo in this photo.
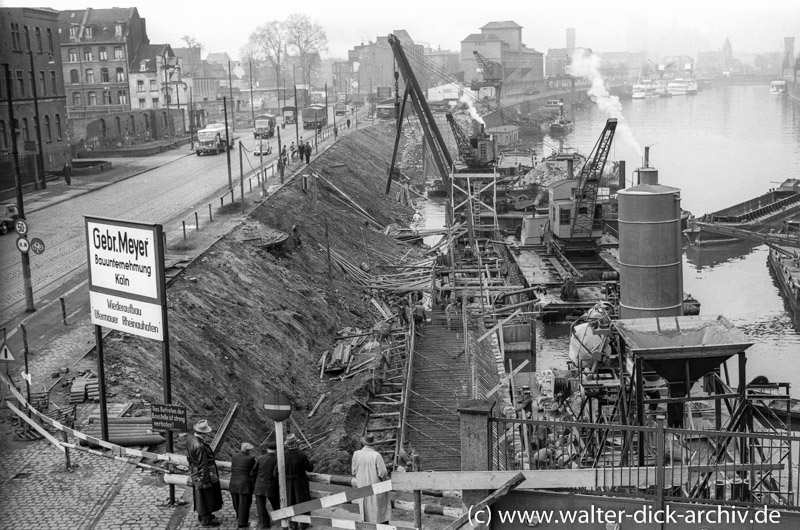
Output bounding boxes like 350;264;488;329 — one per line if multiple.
618;183;683;319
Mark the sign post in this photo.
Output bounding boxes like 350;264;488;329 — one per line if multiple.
264;391;292;528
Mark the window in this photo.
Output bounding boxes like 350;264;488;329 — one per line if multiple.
559;207;570;225
138;98;146;107
152;97;159;107
24;26;30;51
35;27;42;52
99;119;106;136
0;120;6;150
163;112;167;127
118;90;127;105
16;70;25;97
11;24;21;51
85;68;94;84
116;116;122;134
99;47;107;61
88;91;97;105
46;28;53;53
84;27;93;39
33;118;38;145
50;71;57;93
55;114;62;139
22;118;29;141
115;24;122;37
144;114;149;130
72;92;82;106
149;79;157;91
69;25;78;37
136;80;144;92
28;71;34;96
115;68;125;82
68;48;77;62
83;48;92;61
114;47;123;59
39;72;46;96
102;90;110;105
44;115;52;142
100;68;109;83
70;69;79;84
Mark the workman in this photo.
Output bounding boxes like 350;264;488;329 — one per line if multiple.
412;301;427;333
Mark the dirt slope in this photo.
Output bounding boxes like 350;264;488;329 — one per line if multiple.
105;125;419;472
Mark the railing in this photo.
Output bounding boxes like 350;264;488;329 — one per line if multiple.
489;415;800;509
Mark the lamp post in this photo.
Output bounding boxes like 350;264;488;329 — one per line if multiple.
293;65;299;145
249;59;255;127
162;52;172;148
228;60;235;132
28;50;47;189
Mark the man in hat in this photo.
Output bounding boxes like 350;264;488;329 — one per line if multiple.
351;433;391;524
186;420;224;527
396;440;418;472
252;441;279;529
230;442;257;528
275;434;314;530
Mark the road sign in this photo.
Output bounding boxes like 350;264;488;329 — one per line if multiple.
30;238;45;255
16;237;29;253
264;391;292;421
15;218;28;235
151;403;188;432
0;345;14;363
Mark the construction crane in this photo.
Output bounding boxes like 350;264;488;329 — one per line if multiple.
385;34;453;195
569;118;617;240
445;112;491;169
471;51;503;101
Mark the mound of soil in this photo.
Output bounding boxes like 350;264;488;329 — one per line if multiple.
105;125;422;473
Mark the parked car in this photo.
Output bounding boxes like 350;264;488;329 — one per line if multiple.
0;203;20;235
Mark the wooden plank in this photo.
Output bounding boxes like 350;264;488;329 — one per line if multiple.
308;393;327;418
211;402;239;452
6;400;66;452
476;309;522;343
441;473;525;530
289;515;414;530
485;360;529;397
272;480;393;520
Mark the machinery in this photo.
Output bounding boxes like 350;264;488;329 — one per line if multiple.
471;51;503;102
445;112;494;169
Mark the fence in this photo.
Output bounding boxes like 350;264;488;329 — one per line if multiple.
489;415;800;510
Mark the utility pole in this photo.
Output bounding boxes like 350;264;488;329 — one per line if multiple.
4;64;35;312
28;51;46;189
249;59;255;127
189;86;194;150
163;52;172;148
293;65;300;145
224;96;232;190
228;60;235;132
175;60;185;136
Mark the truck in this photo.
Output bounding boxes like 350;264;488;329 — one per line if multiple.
334;102;347;116
302;104;328;130
196;123;233;155
253;114;276;139
282;106;297;124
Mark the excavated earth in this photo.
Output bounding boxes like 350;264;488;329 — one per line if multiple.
104;125;425;473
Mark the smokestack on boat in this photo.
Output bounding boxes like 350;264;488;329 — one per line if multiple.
618;160;683;319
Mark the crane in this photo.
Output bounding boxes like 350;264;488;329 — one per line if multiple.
471;51;503;109
569;118;617;239
445;112;490;169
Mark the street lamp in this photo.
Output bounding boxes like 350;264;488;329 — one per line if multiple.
227;60;236;132
28;50;50;189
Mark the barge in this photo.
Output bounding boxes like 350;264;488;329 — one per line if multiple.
768;245;800;320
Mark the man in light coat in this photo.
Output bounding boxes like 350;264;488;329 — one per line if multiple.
351;434;391;524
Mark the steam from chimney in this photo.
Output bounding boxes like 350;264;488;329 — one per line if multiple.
570;50;642;157
459;94;486;126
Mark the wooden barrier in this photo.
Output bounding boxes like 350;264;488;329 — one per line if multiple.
271;480;393;520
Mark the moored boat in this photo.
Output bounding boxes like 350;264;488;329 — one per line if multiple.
771;79;788;95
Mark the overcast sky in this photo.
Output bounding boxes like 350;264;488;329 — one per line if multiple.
9;0;800;60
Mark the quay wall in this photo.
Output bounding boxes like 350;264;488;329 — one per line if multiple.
789;79;800;103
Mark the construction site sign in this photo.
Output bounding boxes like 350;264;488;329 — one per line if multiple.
151;403;188;432
85;217;165;341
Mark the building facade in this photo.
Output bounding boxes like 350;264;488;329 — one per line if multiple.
58;7;148;119
0;7;71;174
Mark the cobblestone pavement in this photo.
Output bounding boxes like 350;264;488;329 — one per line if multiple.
0;118;388;530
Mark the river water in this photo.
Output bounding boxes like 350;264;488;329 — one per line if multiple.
415;85;800;392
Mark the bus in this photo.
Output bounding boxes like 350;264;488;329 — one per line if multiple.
302;104;328;130
253;114;276;139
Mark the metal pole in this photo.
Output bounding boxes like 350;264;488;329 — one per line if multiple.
163;53;171;148
275;420;289;528
277;124;284;183
28;51;46;189
95;325;109;442
176;63;184;137
228;60;235;132
20;324;31;414
249;59;255;127
324;81;328;129
224;97;232;190
239;142;245;213
156;223;175;505
4;64;35;312
189;86;194;150
293;66;299;146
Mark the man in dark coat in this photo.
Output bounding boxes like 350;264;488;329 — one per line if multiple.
230;442;257;528
275;434;313;530
252;441;279;529
186;420;223;527
304;141;311;164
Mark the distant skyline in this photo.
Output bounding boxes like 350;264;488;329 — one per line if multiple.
6;0;799;61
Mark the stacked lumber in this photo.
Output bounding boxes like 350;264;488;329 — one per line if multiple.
81;416;165;448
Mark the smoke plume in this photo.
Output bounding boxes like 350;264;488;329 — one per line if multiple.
570;50;642;157
459;94;486;126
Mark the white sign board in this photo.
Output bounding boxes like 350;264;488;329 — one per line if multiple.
89;291;164;341
86;219;160;301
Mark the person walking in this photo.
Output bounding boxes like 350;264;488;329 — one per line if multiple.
252;441;279;529
186;420;224;527
412;300;427;334
275;434;313;530
62;161;72;185
346;118;351;129
352;434;391;524
333;124;338;140
304;141;311;164
230;442;257;529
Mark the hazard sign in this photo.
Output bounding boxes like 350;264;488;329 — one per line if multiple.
0;345;14;363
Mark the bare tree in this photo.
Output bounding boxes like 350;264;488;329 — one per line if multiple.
180;36;203;76
245;21;286;90
284;14;327;88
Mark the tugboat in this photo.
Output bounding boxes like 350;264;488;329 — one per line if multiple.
549;106;573;135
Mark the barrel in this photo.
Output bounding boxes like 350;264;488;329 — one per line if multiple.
618;183;683;319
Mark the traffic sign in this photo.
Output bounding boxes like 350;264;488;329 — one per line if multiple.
264;391;292;421
151;403;188;432
15;218;27;235
30;238;45;255
16;237;29;253
0;345;14;363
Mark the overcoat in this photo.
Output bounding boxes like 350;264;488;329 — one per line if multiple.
352;446;391;523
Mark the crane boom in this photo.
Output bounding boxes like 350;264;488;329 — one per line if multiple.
445;112;482;167
569;118;617;238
